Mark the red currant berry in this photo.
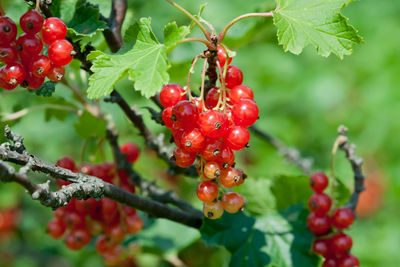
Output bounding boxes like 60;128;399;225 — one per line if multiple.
220;167;244;188
307;212;331;235
232;99;259;127
331;233;353;256
162;107;174;129
203;162;222;179
160;83;186;107
104;224;125;243
338;254;360;267
172;127;184;147
120;142;140;163
125;215;143;234
0;17;17;45
172;100;199;129
205;87;220;109
310;172;329;193
308;193;332;215
312;238;330;257
201;139;224;162
216;146;235;169
101;198;119;221
322;258;339;267
63;212;86;229
75;198;99;216
197;110;228;138
30;55;52;78
103;245;124;266
225;65;243;89
228;84;254;105
42;17;67;45
16;33;43;59
192;97;204;114
197;181;219;202
181;128;206;153
203;200;224;219
223;126;250;151
222;192;244;213
0;45;17;63
47;65;65;82
0;63;26;88
96;235;117;255
65;228;92;250
20;9;44;34
22;72;45;90
173;147;196;168
48;39;75;66
331;207;355;229
56;157;76;171
47;218;66;239
217;45;232;67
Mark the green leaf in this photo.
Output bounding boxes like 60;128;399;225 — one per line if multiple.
164;22;190;52
200;205;319;267
271;175;313;210
135;218;200;255
87;17;169;99
67;3;108;42
31;81;57;97
73;110;106;139
331;177;352;206
273;0;363;59
235;178;276;216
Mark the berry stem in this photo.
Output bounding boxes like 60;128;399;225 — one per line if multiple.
178;38;213;50
0;2;4;16
164;0;211;41
1;104;78;121
186;54;202;101
219;12;274;42
35;0;40;11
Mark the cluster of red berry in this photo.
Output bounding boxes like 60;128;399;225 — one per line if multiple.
0;207;18;241
0;9;73;90
307;172;359;267
160;45;259;219
47;143;142;266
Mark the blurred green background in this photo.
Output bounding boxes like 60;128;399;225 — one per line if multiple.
0;0;399;266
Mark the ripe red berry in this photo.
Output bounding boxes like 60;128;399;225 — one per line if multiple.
65;228;92;250
222;192;244;213
307;212;331;235
48;39;75;66
312;238;330;257
323;258;339;267
338;254;360;267
203;200;224;219
20;10;44;34
203;162;221;179
120;142;140;163
217;45;232;67
201;139;224;162
22;72;45;90
216;146;235;169
331;207;355;229
160;83;186;108
205;87;220;109
95;235;116;255
197;110;228;138
0;17;17;45
162;107;174;129
228;84;254;105
197;181;219;202
63;212;86;229
47;218;66;239
232;99;259;127
56;157;76;171
310;172;329;193
30;55;52;78
42;17;67;45
172;100;199;129
16;33;43;59
0;63;26;88
331;233;353;256
125;215;143;234
308;193;332;215
220;167;244;188
181;128;206;153
0;45;17;64
173;147;196;168
47;65;65;82
75;198;99;215
223;126;250;151
103;245;124;266
225;65;243;89
105;224;125;243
